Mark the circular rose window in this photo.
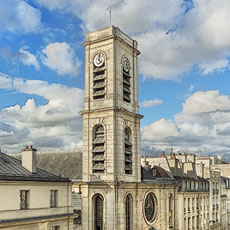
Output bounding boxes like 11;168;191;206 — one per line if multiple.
144;193;157;223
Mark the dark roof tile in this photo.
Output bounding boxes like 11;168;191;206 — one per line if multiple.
0;152;69;182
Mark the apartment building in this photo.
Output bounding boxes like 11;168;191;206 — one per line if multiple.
141;151;230;230
0;146;74;230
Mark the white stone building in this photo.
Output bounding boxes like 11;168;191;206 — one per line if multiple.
0;146;74;230
80;26;179;230
142;153;210;230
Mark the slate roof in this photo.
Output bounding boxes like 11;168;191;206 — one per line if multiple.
13;150;82;180
141;165;173;181
0;152;69;182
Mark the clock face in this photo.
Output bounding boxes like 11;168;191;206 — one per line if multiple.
94;53;105;67
123;57;130;72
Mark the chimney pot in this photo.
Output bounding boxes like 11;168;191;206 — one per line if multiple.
22;146;37;173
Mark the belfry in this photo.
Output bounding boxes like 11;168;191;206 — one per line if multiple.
81;26;177;230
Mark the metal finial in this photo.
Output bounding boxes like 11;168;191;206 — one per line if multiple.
109;11;112;26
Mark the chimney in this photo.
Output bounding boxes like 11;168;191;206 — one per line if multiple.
22;145;37;173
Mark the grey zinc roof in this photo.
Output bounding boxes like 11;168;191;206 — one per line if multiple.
0;152;69;182
13;150;82;180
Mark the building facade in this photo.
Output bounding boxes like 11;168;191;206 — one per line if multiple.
0;146;73;230
80;26;178;230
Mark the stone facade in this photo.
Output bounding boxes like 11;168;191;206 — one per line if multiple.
142;153;230;230
81;26;178;230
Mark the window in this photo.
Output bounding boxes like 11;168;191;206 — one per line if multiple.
192;198;195;211
50;190;58;207
184;198;186;213
92;125;105;173
188;217;191;230
188;198;190;212
122;57;131;103
94;195;103;230
169;216;172;228
50;226;60;230
20;190;29;209
125;194;133;230
144;193;157;223
124;127;132;174
169;194;173;212
93;53;106;100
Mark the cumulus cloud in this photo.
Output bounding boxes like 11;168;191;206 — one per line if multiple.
34;0;230;79
41;42;81;76
0;47;40;70
140;99;163;108
0;0;42;33
0;72;84;153
141;90;230;156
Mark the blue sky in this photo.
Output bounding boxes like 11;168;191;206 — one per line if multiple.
0;0;230;158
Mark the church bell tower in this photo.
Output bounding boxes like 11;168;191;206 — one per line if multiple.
82;26;142;183
81;26;142;230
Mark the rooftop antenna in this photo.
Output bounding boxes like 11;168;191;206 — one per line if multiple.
109;11;112;26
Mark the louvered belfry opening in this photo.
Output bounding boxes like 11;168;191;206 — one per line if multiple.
93;62;106;100
92;125;105;173
123;65;131;103
124;127;132;174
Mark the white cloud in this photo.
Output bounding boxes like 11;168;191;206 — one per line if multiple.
142;119;179;141
140;99;163;108
176;90;230;122
199;59;230;75
0;73;13;90
0;47;40;70
19;48;40;70
41;42;81;76
0;0;42;33
34;0;230;79
141;90;230;157
0;73;84;153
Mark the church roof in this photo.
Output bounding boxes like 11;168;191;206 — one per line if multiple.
0;152;69;182
141;165;173;181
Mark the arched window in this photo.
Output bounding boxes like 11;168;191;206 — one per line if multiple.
92;125;105;173
94;195;103;230
122;57;131;103
125;194;133;230
124;127;132;174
